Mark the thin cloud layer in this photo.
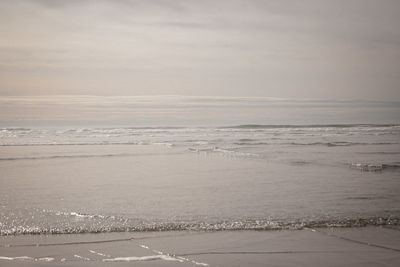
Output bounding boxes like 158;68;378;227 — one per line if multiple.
0;0;399;100
0;95;398;126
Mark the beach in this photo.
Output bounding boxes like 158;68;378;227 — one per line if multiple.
1;226;400;266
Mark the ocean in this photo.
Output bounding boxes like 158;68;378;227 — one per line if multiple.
1;124;399;235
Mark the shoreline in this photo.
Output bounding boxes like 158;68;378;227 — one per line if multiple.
1;215;399;236
1;226;399;266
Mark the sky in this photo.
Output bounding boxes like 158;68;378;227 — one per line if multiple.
0;0;399;126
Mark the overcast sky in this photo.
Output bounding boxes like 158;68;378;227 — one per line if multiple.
0;1;399;126
1;0;399;100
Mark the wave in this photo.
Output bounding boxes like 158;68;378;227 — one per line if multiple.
1;126;185;131
212;147;259;157
0;141;175;147
357;152;400;155
0;153;157;161
2;124;399;136
289;160;311;166
292;141;356;147
0;142;144;147
350;163;400;171
225;124;400;129
234;142;271;146
54;211;107;219
1;140;396;147
187;147;259;157
232;141;391;147
1;216;398;236
0;127;32;131
287;141;397;147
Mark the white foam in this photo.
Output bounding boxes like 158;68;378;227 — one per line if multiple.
152;249;163;255
53;210;105;219
188;147;200;152
0;256;34;261
193;261;209;266
74;254;90;261
176;255;209;266
0;256;14;260
194;141;208;145
89;250;110;257
350;163;383;171
153;142;174;148
137;243;209;266
213;147;258;157
38;257;54;262
101;244;199;263
13;256;34;261
103;255;184;262
139;244;209;266
70;212;87;218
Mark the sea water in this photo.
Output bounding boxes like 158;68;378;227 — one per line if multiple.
0;125;399;235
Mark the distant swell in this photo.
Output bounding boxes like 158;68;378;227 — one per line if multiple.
232;141;398;147
288;141;397;147
358;152;400;155
0;153;155;161
226;124;400;129
0;142;145;147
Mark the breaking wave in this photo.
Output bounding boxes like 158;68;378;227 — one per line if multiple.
1;216;398;236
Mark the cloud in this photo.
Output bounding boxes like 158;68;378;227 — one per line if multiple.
0;1;399;100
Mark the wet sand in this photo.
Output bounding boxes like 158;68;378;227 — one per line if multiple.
0;226;399;266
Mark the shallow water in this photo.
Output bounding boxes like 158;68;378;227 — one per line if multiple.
1;125;399;234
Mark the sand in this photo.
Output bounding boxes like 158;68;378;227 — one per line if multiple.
0;226;399;266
